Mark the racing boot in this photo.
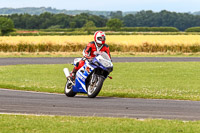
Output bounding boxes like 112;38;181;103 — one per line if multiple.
69;67;77;83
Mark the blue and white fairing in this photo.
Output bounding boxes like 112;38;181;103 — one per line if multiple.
72;60;94;93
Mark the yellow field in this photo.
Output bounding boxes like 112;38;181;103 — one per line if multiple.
0;35;200;52
0;35;200;46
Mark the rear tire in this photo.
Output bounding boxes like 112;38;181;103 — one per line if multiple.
87;76;104;98
64;80;76;97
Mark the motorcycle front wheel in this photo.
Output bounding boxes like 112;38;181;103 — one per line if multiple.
87;76;104;98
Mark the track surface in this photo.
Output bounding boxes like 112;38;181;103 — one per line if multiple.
1;57;200;120
1;89;200;120
0;57;200;65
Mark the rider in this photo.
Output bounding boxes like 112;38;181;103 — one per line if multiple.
70;31;111;80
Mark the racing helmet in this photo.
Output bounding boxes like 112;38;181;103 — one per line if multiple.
94;31;106;45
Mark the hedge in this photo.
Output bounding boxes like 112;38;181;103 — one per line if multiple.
185;27;200;32
18;27;180;33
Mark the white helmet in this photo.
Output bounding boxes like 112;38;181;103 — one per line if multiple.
94;31;106;45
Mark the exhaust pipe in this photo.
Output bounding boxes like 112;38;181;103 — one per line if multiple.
63;68;70;78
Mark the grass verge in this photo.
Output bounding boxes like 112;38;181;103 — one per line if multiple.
0;62;200;100
0;114;200;133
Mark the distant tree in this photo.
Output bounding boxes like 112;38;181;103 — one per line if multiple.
52;13;71;28
110;11;123;20
83;21;96;34
123;14;136;27
106;18;123;30
89;15;107;27
0;17;14;35
73;13;89;28
69;22;76;28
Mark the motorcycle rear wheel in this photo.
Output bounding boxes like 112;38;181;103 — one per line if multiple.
64;80;76;97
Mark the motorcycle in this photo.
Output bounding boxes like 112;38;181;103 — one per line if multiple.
63;51;113;98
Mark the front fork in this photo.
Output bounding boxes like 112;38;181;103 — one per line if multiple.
91;73;97;85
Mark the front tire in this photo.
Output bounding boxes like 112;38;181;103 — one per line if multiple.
64;80;76;97
87;76;104;98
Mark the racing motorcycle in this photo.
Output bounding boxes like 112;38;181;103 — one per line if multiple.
63;51;113;98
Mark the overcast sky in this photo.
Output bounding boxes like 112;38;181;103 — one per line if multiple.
0;0;199;12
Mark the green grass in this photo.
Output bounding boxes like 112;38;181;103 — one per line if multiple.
0;114;200;133
0;62;200;100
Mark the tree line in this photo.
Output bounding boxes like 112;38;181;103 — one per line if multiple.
123;10;200;31
5;12;107;29
1;10;200;31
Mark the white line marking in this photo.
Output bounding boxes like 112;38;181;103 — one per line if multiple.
0;112;56;117
0;88;63;96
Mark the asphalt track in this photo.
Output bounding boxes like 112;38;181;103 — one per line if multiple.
1;57;200;120
1;88;200;120
0;57;200;65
